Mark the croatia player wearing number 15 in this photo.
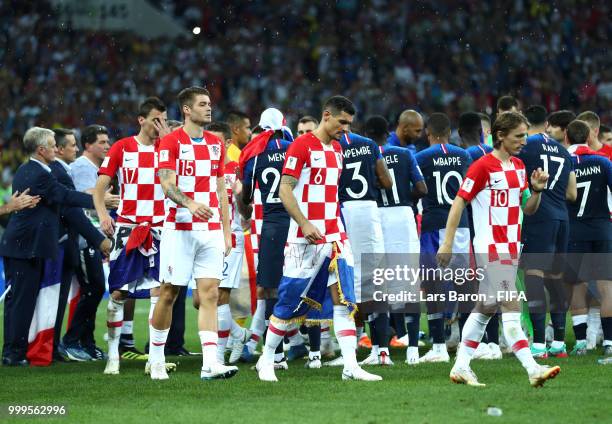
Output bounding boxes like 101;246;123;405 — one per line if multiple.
151;86;238;381
438;112;561;387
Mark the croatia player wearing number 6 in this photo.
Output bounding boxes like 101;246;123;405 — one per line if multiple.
256;96;381;382
150;86;238;381
438;111;561;387
94;97;173;376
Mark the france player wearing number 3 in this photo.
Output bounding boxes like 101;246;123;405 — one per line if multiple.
437;111;561;387
94;97;173;376
256;96;382;382
152;86;238;381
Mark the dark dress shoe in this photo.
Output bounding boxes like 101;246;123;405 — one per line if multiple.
2;357;29;366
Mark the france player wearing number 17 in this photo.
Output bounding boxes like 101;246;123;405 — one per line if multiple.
415;113;473;364
438;111;561;387
256;96;382;382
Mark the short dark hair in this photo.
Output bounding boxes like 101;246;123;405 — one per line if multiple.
81;124;108;147
458;112;482;142
226;110;250;128
491;112;529;148
524;105;547;126
299;115;319;126
566;120;591;145
205;121;232;141
599;125;611;140
546;110;576;130
427;113;451;138
497;95;519;112
177;86;210;117
138;96;166;118
364;115;389;140
54;128;75;149
576;111;600;130
323;95;356;116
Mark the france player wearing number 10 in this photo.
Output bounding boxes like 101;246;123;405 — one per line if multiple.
415;113;473;364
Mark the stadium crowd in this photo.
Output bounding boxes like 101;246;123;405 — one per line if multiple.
0;0;611;388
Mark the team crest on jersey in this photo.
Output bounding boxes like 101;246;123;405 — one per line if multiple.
462;177;474;193
210;144;221;160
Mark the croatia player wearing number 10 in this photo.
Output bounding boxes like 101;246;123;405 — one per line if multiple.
438;111;561;387
256;96;381;382
151;86;238;381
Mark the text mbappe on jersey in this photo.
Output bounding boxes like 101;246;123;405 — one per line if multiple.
433;157;464;166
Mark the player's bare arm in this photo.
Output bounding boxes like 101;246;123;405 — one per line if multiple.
375;158;393;189
237;187;253;220
523;167;549;215
217;175;232;256
565;171;577;202
94;174;115;237
159;168;214;220
279;175;323;243
437;196;468;267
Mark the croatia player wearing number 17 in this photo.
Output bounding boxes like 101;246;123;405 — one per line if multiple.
256;96;381;382
94;97;172;375
151;86;238;381
415;113;473;364
438;112;561;387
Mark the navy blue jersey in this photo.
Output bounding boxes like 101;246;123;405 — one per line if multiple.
416;144;472;232
377;144;424;208
242;138;292;219
568;154;612;241
466;143;493;162
518;133;574;222
339;133;382;203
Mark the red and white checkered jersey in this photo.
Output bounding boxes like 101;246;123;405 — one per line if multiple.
98;136;166;224
249;185;263;253
158;128;225;231
282;133;346;244
224;161;242;233
457;153;528;264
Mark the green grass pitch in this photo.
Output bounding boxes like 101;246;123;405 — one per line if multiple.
1;301;610;423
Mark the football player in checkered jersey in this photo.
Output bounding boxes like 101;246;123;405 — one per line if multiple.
256;96;381;382
202;121;251;365
152;86;238;381
94;97;173;375
239;108;306;368
438;111;561;387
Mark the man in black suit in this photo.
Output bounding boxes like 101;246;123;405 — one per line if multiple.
51;129;117;361
0;127;110;366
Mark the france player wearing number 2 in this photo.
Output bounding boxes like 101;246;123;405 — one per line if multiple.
518;106;577;359
416;113;472;364
94;97;172;376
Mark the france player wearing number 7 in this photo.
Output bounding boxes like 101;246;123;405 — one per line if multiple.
437;111;561;387
366;115;427;365
415;113;473;364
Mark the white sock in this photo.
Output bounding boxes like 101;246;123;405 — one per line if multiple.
286;324;303;347
455;313;490;368
217;304;231;364
502;312;538;373
107;298;126;360
309;350;321;360
551;340;565;349
149;326;169;365
587;307;601;342
199;331;219;367
230;319;246;340
262;320;288;364
333;305;358;370
247;299;266;352
433;343;448;354
121;320;134;337
148;296;158;324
